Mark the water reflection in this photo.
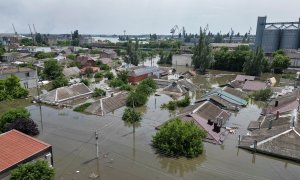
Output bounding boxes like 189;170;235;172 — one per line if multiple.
156;152;206;177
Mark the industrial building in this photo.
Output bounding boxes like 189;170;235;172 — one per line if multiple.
255;16;300;54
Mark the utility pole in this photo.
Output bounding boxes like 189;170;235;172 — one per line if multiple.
95;130;99;158
35;67;44;131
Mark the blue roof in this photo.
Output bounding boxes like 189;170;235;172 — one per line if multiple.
203;88;248;106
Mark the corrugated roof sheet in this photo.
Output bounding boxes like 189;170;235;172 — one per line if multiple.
242;81;267;91
128;66;160;77
0;130;51;172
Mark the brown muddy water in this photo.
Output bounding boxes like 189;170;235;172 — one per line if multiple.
1;64;296;179
24;67;300;180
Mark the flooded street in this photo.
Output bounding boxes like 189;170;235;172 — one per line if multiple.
22;66;300;180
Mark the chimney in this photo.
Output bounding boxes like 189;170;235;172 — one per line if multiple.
268;120;273;130
276;111;279;120
275;101;279;107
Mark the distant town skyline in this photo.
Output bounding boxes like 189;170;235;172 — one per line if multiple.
1;0;299;35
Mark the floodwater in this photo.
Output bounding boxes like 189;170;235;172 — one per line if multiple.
25;67;300;180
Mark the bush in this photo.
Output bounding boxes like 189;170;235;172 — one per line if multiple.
94;72;103;79
161;101;177;110
81;79;90;86
251;88;273;101
120;84;133;91
152;117;206;158
92;88;106;97
0;75;29;101
52;75;68;88
176;96;191;107
126;91;148;107
0;108;30;132
108;78;124;88
4;118;39;136
74;103;92;112
104;72;114;80
100;64;110;71
66;54;76;60
10;160;55;180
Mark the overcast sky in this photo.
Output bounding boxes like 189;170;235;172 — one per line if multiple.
0;0;299;35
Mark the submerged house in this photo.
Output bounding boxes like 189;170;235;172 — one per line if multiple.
202;87;248;107
128;66;161;84
240;109;300;162
38;83;92;105
160;79;199;97
242;80;267;91
262;89;300;115
178;100;231;144
85;92;128;116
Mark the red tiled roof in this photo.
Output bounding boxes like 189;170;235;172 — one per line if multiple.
0;130;51;172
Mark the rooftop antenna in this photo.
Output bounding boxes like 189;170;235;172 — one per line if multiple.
12;24;17;35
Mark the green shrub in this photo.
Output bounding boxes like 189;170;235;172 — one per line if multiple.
120;84;133;91
92;88;106;97
80;79;90;86
10;160;54;180
94;72;103;79
161;101;177;110
251;88;273;101
74;103;92;112
104;72;114;80
176;96;191;107
100;64;110;71
109;78;124;88
0;108;30;132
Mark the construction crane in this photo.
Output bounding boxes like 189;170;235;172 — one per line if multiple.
170;25;186;38
33;24;37;34
12;24;17;35
28;24;35;46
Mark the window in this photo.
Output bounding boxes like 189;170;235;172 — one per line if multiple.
25;72;30;77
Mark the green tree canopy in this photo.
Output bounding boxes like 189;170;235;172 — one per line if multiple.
243;48;265;76
122;107;142;133
52;75;68;88
10;160;54;180
0;75;28;101
0;108;30;132
192;28;213;74
152;117;207;158
272;50;290;74
43;59;63;80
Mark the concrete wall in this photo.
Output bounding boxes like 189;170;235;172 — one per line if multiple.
172;54;193;66
0;70;37;89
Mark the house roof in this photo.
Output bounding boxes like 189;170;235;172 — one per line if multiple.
39;83;92;104
100;58;113;64
102;49;116;55
203;88;247;106
63;67;80;77
0;67;34;74
0;130;51;172
222;86;246;99
85;92;128;116
128;66;160;77
242;81;267;91
234;75;255;82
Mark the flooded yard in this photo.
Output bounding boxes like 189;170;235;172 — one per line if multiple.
24;67;300;180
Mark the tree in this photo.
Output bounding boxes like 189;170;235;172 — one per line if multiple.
10;160;54;180
4;118;39;136
122;107;142;133
80;79;90;86
0;108;30;132
108;78;124;88
84;68;94;78
243;48;265;76
126;91;148;107
272;50;290;74
52;75;68;88
104;72;114;80
192;28;213;74
124;40;139;66
139;78;157;90
117;70;128;84
152;117;206;158
94;72;103;79
66;54;76;60
100;64;110;71
72;30;80;46
0;42;5;57
43;59;63;80
0;75;28;101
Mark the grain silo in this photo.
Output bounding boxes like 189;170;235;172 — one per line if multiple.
261;25;281;53
280;25;300;50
